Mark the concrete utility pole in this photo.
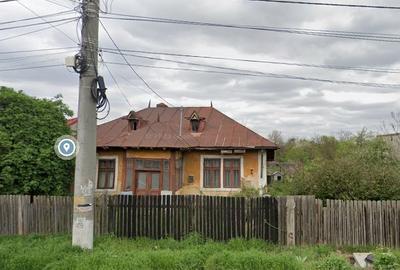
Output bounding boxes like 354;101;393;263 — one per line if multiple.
72;0;100;250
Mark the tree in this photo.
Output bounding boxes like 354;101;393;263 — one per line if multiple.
268;130;284;147
0;86;74;195
269;131;400;200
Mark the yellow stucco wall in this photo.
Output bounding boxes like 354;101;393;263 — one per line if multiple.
96;149;172;194
96;148;260;196
177;150;260;195
126;149;171;159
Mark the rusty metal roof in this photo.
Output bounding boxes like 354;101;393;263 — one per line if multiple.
97;106;277;149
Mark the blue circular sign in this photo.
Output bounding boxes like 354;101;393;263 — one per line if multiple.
54;135;78;160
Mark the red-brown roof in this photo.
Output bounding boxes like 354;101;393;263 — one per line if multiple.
97;106;277;150
67;117;78;126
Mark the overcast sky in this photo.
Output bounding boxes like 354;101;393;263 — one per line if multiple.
1;0;400;139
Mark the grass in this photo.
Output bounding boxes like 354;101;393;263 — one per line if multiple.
0;234;399;270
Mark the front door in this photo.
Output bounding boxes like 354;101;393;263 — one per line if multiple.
135;171;161;195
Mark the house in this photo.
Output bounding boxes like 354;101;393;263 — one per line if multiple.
266;161;299;185
67;117;78;136
267;171;284;185
95;103;277;196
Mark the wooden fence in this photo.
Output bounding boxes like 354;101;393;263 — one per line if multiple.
1;194;400;248
0;195;72;235
108;195;279;242
280;196;400;248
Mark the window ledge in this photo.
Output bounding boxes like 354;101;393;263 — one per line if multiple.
200;188;241;192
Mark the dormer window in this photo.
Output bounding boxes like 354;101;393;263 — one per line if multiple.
127;110;140;131
131;119;139;130
190;111;200;132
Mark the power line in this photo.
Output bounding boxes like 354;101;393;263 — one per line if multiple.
98;53;133;108
101;48;400;74
0;46;77;54
0;10;75;25
100;13;400;43
99;19;175;107
0;49;76;62
0;0;17;2
0;16;79;31
17;0;78;44
43;0;76;9
0;63;64;72
103;61;400;89
0;56;65;68
249;0;400;10
0;17;78;43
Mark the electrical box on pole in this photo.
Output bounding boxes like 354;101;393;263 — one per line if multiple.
72;0;100;250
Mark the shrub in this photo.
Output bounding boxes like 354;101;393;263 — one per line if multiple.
205;250;302;270
316;255;352;270
374;252;400;270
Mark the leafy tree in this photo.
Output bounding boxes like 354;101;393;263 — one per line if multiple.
269;132;400;200
0;86;74;195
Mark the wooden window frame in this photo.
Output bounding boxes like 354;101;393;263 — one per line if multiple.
124;157;172;194
200;155;243;192
223;158;241;188
203;158;221;188
96;156;118;191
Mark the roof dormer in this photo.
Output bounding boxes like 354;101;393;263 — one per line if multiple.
188;111;203;133
127;110;140;131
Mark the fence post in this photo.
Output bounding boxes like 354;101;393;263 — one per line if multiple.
286;196;295;246
17;196;23;235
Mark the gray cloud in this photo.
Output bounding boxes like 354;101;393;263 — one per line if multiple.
1;0;400;139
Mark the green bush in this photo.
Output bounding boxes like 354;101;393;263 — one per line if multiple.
272;133;400;200
205;250;302;270
316;255;352;270
374;252;400;270
268;180;296;196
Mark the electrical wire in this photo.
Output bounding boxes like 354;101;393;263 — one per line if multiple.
0;18;78;43
249;0;400;10
0;19;77;42
103;61;400;89
0;63;64;72
0;16;79;31
99;53;133;108
101;48;400;74
99;19;174;107
0;49;76;63
43;0;76;9
0;10;75;25
17;0;78;44
101;13;400;43
0;46;77;54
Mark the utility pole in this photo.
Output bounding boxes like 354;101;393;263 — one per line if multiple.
72;0;100;250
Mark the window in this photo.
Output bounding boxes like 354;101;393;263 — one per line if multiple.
162;160;170;190
125;158;170;194
190;119;200;132
189;111;201;132
135;159;160;170
175;158;183;190
203;159;221;188
223;159;241;188
125;159;134;190
202;156;242;189
97;159;115;189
